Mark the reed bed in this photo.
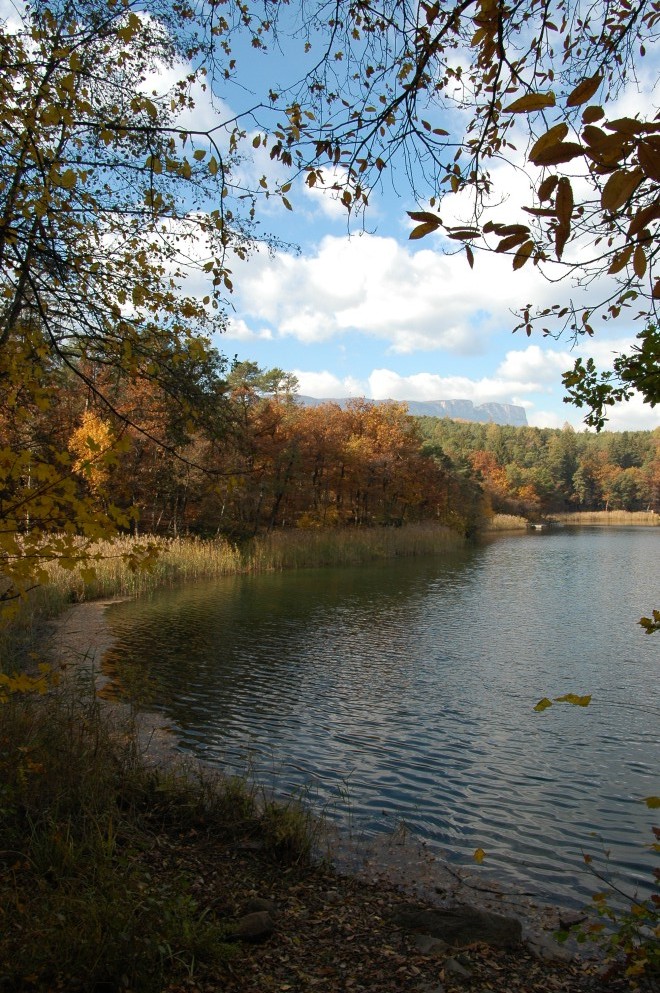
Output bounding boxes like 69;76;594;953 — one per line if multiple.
555;511;659;526
483;513;529;530
41;522;461;605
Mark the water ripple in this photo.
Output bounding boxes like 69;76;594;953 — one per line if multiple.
106;527;659;909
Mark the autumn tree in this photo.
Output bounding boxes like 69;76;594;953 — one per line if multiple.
0;0;281;603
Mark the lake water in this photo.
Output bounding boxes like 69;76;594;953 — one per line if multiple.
104;526;659;909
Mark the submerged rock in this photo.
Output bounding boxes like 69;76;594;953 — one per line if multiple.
390;903;523;949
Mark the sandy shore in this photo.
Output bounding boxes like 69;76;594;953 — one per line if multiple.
49;598;183;769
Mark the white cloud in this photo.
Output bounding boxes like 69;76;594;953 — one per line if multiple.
292;370;368;397
224;317;273;342
496;344;574;383
233;232;571;355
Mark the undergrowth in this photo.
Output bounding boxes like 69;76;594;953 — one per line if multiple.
0;676;317;992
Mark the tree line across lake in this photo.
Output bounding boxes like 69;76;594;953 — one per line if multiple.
5;349;658;558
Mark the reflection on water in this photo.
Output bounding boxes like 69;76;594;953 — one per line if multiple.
105;527;659;908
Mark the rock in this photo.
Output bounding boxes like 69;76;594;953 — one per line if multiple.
230;910;276;942
443;956;472;979
324;889;342;905
411;933;450;956
390;903;522;949
243;896;277;916
527;933;574;963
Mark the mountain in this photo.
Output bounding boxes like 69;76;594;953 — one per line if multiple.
296;396;528;427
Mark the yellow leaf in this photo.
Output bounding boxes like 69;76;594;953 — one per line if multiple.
601;169;644;211
473;848;486;864
643;796;660;809
633;244;647;279
58;169;77;190
505;92;556;113
513;240;534;270
566;74;602;107
534;697;553;712
530;123;569;162
554;693;592;707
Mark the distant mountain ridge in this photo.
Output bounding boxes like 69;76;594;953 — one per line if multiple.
296;395;528;427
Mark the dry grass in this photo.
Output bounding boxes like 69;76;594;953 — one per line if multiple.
42;523;462;605
483;513;529;531
555;511;659;526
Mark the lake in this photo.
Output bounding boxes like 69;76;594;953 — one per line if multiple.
104;526;659;909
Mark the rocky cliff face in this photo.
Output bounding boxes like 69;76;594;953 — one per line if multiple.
297;396;528;427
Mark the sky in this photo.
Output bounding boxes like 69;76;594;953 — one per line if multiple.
201;15;660;433
5;0;659;432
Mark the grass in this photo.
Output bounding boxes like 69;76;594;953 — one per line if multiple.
0;676;318;992
484;513;530;530
554;511;660;526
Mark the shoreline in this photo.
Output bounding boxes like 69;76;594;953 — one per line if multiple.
50;598;584;958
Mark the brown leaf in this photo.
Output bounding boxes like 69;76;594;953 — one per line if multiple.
465;245;474;269
555;177;574;227
608;246;633;274
638;141;660;182
538;175;559;202
582;105;604;124
531;142;583;166
505;91;556;113
653;279;660;299
409;221;439;240
601;169;644;211
566;74;602;107
513;240;534;270
407;210;442;225
633;244;647;279
530;123;569;162
627;200;660;238
496;231;530;253
555;222;570;259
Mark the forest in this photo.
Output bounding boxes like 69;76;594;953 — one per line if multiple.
6;340;658;562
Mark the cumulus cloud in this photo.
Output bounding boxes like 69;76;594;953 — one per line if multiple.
292;370;368;397
232;231;570;355
225;317;273;342
496;344;574;383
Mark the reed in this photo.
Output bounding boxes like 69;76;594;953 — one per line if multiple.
555;510;660;526
483;513;529;530
42;523;462;604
